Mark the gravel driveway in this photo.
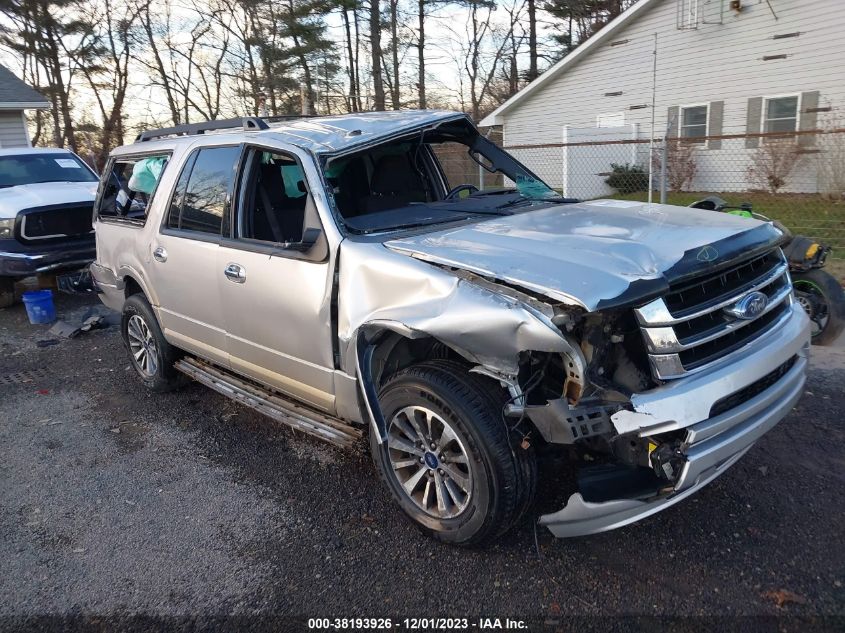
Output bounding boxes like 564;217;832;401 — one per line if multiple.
1;292;843;631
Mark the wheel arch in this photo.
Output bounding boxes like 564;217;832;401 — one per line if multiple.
119;266;157;306
353;321;523;444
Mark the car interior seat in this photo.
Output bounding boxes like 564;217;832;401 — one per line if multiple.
254;161;305;243
358;154;427;214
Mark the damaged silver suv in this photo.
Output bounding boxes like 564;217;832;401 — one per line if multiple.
91;111;811;545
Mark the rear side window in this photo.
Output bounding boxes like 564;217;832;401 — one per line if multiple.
97;154;170;223
165;146;241;236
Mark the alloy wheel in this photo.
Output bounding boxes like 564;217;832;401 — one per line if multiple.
126;314;158;377
386;405;473;519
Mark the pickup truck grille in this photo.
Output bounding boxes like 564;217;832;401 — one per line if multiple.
18;204;94;242
635;248;793;380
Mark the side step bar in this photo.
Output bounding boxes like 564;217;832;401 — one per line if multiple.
174;357;362;448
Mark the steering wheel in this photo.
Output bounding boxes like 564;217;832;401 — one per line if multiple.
444;184;479;200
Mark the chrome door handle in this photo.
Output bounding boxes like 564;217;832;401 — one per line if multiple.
152;246;167;263
224;263;246;283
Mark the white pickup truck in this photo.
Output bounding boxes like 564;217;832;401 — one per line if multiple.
0;147;98;307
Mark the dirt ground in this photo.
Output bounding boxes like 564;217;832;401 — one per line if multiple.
0;292;843;632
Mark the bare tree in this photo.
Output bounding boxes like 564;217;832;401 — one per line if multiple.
747;140;804;194
74;0;142;166
369;0;385;110
443;0;523;119
0;0;101;150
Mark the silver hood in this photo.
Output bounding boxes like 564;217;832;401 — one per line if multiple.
385;199;785;312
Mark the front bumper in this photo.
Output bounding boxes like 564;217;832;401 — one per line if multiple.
0;237;95;277
539;302;811;538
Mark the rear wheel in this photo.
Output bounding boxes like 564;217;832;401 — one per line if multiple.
0;277;14;309
792;269;845;346
121;294;183;391
370;360;536;546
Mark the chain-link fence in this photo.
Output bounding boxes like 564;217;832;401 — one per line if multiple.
507;127;845;277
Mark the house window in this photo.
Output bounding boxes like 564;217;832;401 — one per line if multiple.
680;105;708;142
764;95;799;134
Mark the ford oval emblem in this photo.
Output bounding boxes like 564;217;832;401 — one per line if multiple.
725;291;769;320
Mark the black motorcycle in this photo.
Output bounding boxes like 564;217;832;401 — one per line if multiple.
690;196;845;346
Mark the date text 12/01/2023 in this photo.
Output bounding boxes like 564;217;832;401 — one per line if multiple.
307;618;528;630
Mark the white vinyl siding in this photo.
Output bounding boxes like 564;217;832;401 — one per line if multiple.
0;110;30;148
501;0;845;145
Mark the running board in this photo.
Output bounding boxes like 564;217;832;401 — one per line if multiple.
174;357;362;448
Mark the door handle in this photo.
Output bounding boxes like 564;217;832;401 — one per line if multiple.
224;263;246;283
152;246;167;263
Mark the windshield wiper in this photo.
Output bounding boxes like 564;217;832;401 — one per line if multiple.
361;211;509;234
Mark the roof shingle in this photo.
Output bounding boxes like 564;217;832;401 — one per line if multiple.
0;64;49;108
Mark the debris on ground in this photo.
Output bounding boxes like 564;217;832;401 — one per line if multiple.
761;589;808;608
45;305;119;340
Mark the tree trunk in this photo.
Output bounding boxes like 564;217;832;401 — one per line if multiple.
417;0;425;108
370;0;385;110
342;7;358;112
389;0;399;109
527;0;538;81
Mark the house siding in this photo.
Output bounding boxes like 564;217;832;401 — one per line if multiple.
500;0;845;194
504;0;845;142
0;111;30;148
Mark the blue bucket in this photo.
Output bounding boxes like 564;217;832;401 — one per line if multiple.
22;289;56;324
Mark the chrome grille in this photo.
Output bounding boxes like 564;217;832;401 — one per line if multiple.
635;248;793;380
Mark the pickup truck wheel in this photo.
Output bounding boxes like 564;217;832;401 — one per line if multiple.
0;277;14;309
121;294;182;392
371;360;536;546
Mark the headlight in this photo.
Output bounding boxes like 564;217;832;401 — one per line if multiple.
0;219;14;239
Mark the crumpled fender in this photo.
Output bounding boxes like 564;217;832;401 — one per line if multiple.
339;240;575;375
337;240;581;439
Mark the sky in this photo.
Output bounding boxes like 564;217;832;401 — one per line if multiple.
0;1;560;129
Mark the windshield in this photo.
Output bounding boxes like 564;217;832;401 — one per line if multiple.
0;153;98;188
325;118;567;234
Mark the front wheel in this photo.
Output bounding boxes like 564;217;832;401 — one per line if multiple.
370;360;536;546
792;269;845;346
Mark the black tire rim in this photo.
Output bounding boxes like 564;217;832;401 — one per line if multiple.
793;280;829;337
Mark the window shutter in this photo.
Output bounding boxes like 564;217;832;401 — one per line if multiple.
666;106;679;139
707;101;724;149
745;97;763;148
798;90;820;147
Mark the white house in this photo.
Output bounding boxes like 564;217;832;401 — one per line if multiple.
481;0;845;198
0;64;49;148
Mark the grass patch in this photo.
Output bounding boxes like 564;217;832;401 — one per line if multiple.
609;191;845;262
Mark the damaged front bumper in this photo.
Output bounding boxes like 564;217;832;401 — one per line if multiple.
0;237;95;278
539;302;811;538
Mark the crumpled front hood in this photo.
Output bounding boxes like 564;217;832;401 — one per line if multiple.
385;199;785;312
0;182;98;219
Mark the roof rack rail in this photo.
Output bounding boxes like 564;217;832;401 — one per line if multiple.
134;116;270;143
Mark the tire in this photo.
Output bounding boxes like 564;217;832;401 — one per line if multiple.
121;294;183;391
792;269;845;346
370;360;536;546
0;277;14;309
